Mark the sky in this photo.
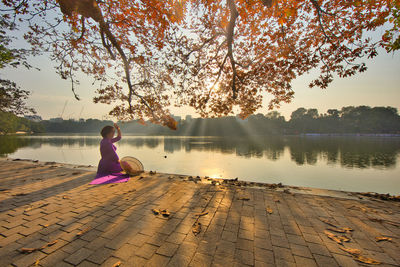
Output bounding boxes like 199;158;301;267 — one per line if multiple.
2;30;400;121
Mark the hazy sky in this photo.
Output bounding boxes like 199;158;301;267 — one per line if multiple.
2;40;400;121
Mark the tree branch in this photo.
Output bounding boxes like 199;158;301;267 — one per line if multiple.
226;0;239;99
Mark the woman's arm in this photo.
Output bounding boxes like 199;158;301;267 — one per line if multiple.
111;123;121;143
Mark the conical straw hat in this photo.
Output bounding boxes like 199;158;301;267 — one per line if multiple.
120;156;144;175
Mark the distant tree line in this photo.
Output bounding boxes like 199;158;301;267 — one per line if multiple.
0;111;44;134
38;106;400;136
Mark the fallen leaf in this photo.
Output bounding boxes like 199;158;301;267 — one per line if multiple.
324;230;349;245
375;236;392;242
192;222;202;235
353;255;381;265
194;212;208;217
152;209;160;215
12;193;27;196
40;240;58;249
76;227;92;237
368;217;400;227
160;209;170;217
327;227;353;234
62;195;70;199
266;206;273;214
320;218;338;228
20;248;36;254
112;261;121;267
34;259;40;266
339;247;361;255
24;206;33;212
19;240;58;254
237;197;250;201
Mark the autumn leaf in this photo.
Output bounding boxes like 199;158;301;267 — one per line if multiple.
324;230;350;245
194;212;208;217
353;255;381;265
266;206;273;214
339;247;362;255
192;222;202;235
76;227;92;237
375;236;392;242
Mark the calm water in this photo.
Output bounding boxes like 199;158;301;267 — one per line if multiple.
1;135;399;194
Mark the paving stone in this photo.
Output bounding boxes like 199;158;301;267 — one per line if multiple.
64;247;94;265
86;246;113;264
136;243;158;259
12;250;46;267
272;246;295;263
235;248;254;265
39;249;70;267
331;253;359;267
289;243;313;258
189;252;212;267
146;253;170;267
157;242;179;257
313;254;339;267
307;242;331;257
254;246;274;262
112;243;137;260
294;255;318;267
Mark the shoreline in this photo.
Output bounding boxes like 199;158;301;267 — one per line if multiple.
2;157;398;201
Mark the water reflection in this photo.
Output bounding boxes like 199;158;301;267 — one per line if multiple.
0;135;399;169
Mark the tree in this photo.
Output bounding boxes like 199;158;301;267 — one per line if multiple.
1;0;398;128
0;16;35;115
0;79;35;115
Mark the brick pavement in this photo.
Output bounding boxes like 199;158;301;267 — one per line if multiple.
0;158;399;267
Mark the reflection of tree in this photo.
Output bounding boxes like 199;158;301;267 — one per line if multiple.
288;137;400;169
1;135;399;169
164;138;182;153
0;136;31;155
338;138;398;169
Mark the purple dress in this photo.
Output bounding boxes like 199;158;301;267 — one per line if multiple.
96;136;123;176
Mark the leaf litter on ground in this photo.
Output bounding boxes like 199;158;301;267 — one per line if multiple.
192;222;202;235
76;227;92;237
194;212;208;217
320;218;354;234
266;206;273;214
375;236;392;242
20;240;58;254
324;230;350;245
151;209;170;217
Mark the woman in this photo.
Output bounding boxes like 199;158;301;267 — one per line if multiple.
96;123;123;176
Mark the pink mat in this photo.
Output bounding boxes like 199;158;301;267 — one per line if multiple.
90;173;130;185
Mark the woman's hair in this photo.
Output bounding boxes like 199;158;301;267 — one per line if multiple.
101;125;114;138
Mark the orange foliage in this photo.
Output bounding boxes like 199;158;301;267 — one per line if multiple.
1;0;399;128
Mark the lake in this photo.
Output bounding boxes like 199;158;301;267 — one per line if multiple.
1;135;399;195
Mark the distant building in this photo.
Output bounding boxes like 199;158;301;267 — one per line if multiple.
24;115;42;122
79;118;85;123
185;115;192;121
49;117;63;123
